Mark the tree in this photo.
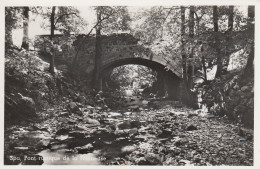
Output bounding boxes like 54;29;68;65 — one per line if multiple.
92;7;102;90
213;6;220;76
243;6;254;78
181;6;187;84
90;6;131;89
71;10;112;73
187;6;195;89
228;6;234;32
49;6;56;74
200;44;208;82
179;6;195;107
132;6;248;79
21;7;29;50
180;6;189;103
110;65;156;89
213;6;219;32
131;6;183;81
223;6;234;72
214;6;224;78
39;6;83;75
5;7;23;47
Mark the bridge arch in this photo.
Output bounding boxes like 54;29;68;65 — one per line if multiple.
100;57;181;100
36;33;183;99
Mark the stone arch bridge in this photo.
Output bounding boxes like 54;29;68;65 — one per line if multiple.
38;33;183;99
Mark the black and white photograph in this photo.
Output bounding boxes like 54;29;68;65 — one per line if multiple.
2;0;259;167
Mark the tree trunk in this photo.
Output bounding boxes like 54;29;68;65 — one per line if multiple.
188;6;195;89
49;6;56;75
214;6;223;78
5;7;14;47
21;7;29;50
244;47;254;78
243;6;255;78
223;6;234;72
189;6;195;38
180;6;196;108
213;6;218;32
181;6;187;82
228;6;234;31
92;7;102;90
201;46;207;82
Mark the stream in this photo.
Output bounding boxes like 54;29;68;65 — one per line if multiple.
4;95;253;165
37;95;152;165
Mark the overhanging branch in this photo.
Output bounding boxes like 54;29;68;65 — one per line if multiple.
72;11;116;67
55;13;78;26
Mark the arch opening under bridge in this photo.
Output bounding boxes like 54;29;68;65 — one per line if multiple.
99;57;181;100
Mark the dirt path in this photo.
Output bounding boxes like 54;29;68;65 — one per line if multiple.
4;101;253;165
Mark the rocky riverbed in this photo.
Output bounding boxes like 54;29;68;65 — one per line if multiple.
4;99;253;166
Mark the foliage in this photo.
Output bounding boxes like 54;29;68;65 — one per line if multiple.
34;34;76;60
5;7;24;46
5;7;24;29
93;6;131;34
5;48;64;110
38;6;87;34
110;65;157;90
199;71;254;128
131;6;253;81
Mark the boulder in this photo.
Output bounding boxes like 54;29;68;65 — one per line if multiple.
86;105;95;109
39;140;51;148
128;128;138;135
241;86;249;92
75;143;94;154
55;128;70;136
130;121;142;128
5;93;37;121
67;102;82;115
75;102;83;108
108;112;122;117
128;105;139;111
124;112;132;116
233;84;240;90
157;129;173;138
85;118;100;125
117;121;132;130
144;153;163;165
179;159;191;165
68;102;77;109
187;125;198;131
59;111;69;117
69;131;86;138
121;145;137;153
78;95;86;105
14;147;29;150
18;94;36;111
96;106;103;110
114;129;125;136
135;157;148;165
67;88;75;97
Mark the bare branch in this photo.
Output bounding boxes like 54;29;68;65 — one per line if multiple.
162;7;174;25
55;12;78;26
72;10;116;66
194;12;199;20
